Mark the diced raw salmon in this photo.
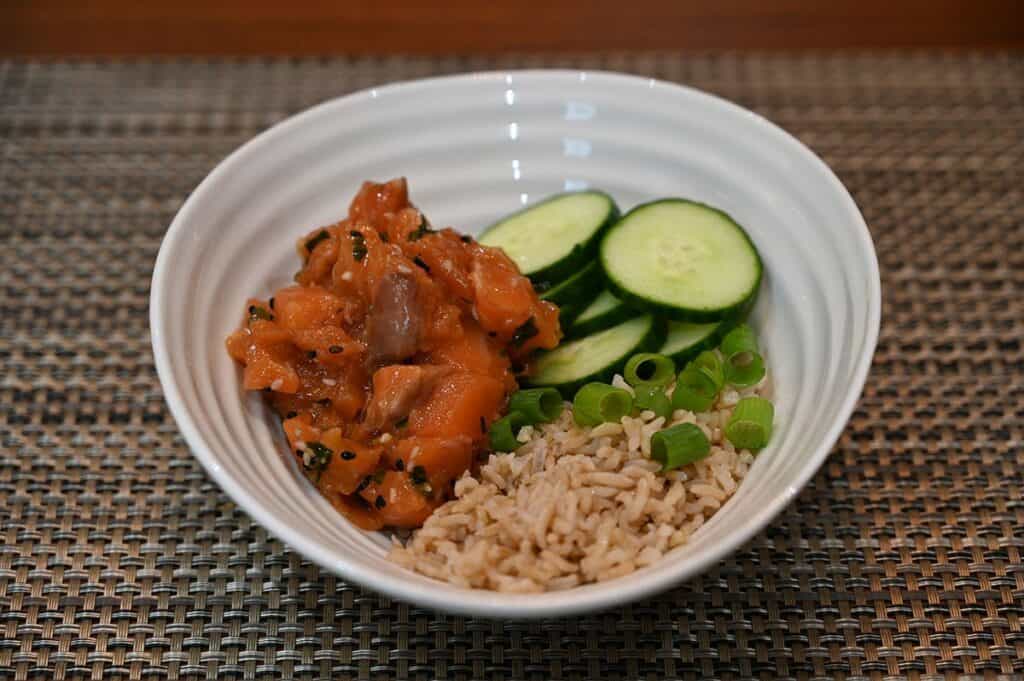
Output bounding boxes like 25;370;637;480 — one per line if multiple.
316;429;382;495
226;178;568;529
408;371;507;442
363;365;450;431
394;435;474;491
359;471;436;528
348;178;410;230
470;246;561;352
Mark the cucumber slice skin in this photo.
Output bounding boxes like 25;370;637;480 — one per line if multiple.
567;290;636;339
524;316;668;398
659;320;729;365
659;287;758;363
540;261;605;326
600;199;763;323
482;191;620;287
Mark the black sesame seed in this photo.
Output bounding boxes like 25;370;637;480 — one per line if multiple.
341;450;356;461
413;255;430;272
375;495;386;509
394;458;405;471
329;345;343;354
269;297;275;309
285;411;298;419
307;350;317;359
355;476;371;493
460;235;472;243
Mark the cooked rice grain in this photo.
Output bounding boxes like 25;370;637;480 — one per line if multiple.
388;373;765;592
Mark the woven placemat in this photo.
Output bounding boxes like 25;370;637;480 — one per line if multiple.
1;53;1022;681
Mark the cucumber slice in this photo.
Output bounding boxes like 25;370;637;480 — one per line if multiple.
540;261;605;327
600;199;762;322
481;191;619;286
567;290;635;339
659;320;728;365
525;315;667;396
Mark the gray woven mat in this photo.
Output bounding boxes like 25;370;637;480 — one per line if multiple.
1;53;1023;681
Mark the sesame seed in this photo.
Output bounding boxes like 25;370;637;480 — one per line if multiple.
270;378;283;391
322;378;337;386
340;271;353;281
341;450;356;461
379;433;393;443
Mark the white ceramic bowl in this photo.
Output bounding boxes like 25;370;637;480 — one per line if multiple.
151;70;880;618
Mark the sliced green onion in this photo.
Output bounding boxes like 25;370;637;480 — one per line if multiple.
572;382;633;427
651;423;710;471
623;353;676;388
725;396;774;451
489;412;526;452
724;350;766;388
508;388;563;425
720;324;759;357
690;350;724;391
632;385;673;419
671;366;718;413
719;325;765;387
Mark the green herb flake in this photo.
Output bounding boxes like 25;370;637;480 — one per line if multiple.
249;305;274;322
305;230;330;253
304;442;333;482
407;215;433;241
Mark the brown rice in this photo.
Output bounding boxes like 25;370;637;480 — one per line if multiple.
388;372;771;592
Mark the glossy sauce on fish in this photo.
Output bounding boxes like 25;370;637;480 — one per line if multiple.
226;179;561;529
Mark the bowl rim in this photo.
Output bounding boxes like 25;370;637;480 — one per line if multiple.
150;69;881;618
